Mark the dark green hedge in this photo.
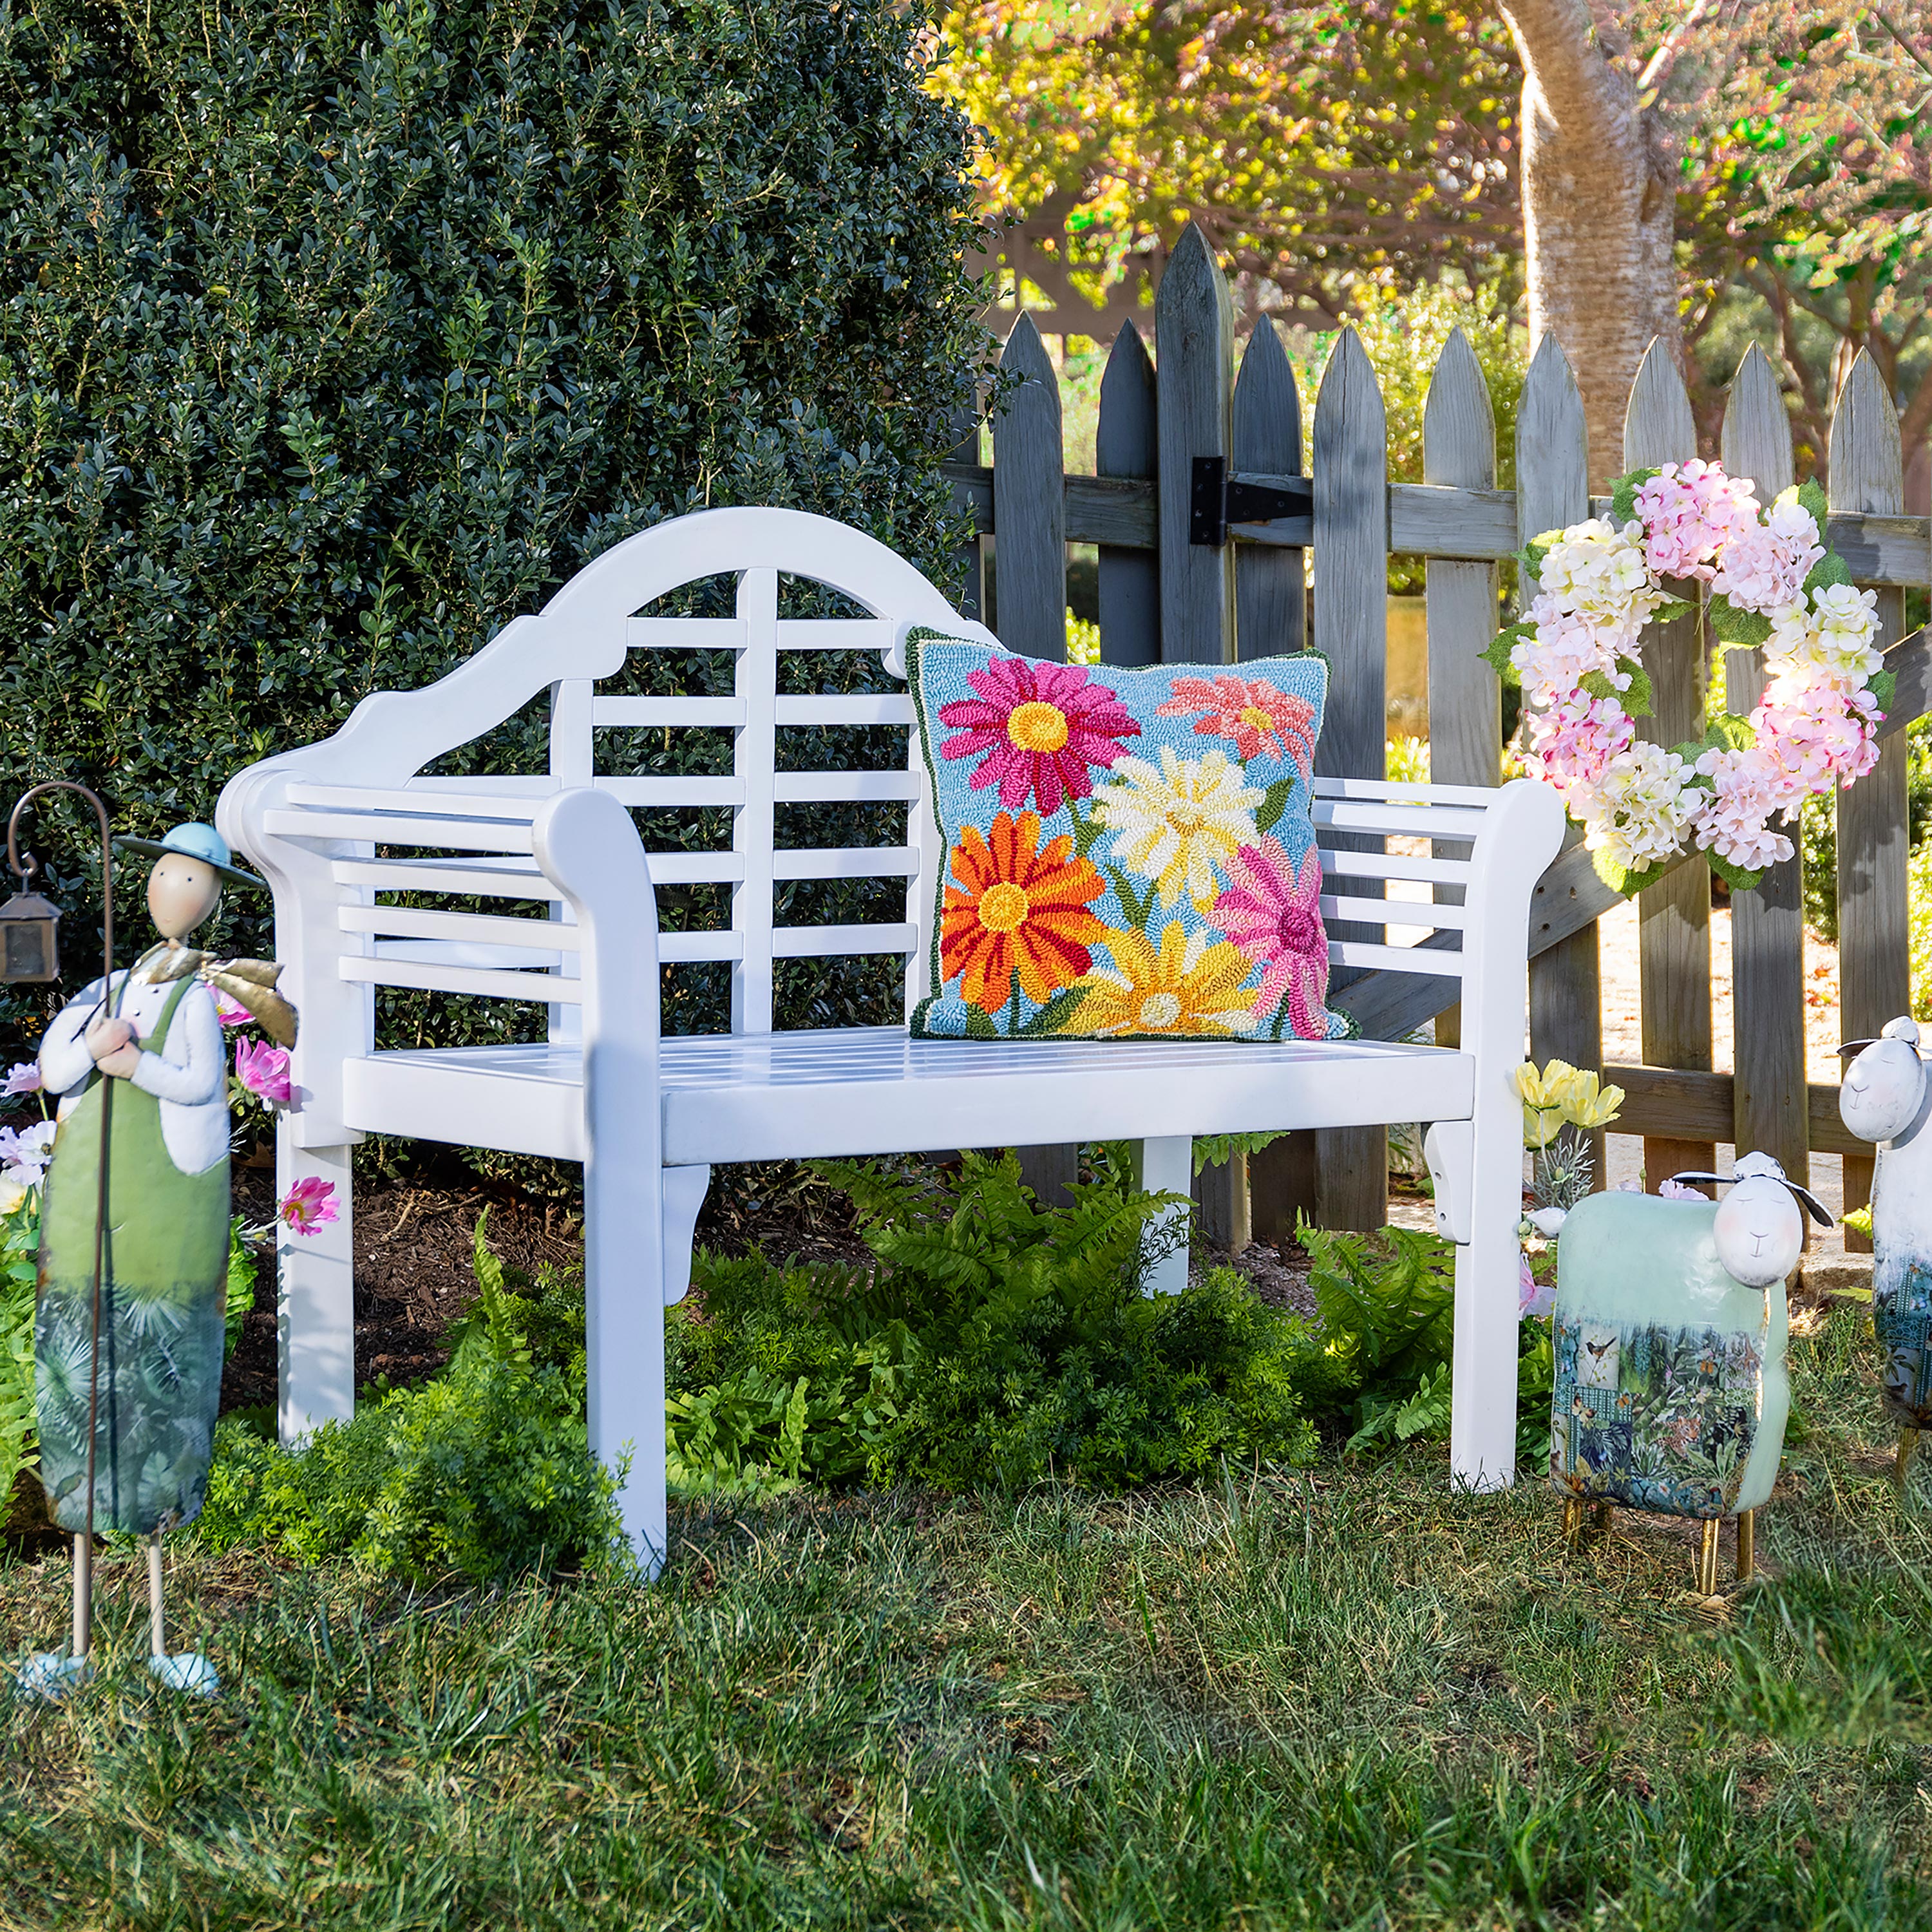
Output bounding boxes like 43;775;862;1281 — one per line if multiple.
0;0;983;1043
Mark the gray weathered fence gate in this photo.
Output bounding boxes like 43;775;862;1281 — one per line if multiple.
949;223;1932;1247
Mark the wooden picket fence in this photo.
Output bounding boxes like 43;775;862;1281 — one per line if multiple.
947;223;1932;1247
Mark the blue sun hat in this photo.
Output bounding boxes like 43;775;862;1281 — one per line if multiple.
111;821;265;890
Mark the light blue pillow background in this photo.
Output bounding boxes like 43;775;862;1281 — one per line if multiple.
905;630;1347;1044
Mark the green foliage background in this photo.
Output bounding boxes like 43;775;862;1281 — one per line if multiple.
0;0;984;1044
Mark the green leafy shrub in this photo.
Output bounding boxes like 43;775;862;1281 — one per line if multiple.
0;1193;37;1503
667;1154;1318;1494
196;1216;623;1581
0;0;983;1048
1291;1222;1551;1463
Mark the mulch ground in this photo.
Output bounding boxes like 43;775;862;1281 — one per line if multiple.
221;1153;1345;1416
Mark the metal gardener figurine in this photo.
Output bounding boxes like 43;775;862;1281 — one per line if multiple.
25;822;292;1698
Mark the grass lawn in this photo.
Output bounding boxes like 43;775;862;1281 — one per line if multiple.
1;1301;1928;1929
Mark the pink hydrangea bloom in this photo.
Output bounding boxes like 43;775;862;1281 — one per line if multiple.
1633;460;1758;580
1523;694;1634;797
938;658;1141;815
235;1037;293;1106
279;1176;339;1236
1202;835;1331;1038
1689;748;1795;871
1710;493;1823;614
1511;597;1622;706
3;1062;41;1097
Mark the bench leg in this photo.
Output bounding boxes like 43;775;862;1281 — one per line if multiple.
275;1139;356;1446
1448;1114;1522;1492
587;1157;667;1578
1132;1137;1193;1296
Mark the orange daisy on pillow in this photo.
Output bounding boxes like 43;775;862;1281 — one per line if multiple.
940;811;1106;1013
1155;674;1318;773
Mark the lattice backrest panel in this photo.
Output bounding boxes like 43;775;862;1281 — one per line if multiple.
549;565;934;1036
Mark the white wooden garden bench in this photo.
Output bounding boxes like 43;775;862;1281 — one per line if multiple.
216;507;1565;1571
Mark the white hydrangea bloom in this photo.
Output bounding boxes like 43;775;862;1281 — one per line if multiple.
1764;581;1882;682
1578;742;1696;873
1532;518;1658;634
1709;489;1824;614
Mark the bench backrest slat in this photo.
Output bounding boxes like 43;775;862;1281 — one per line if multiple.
238;510;1507;1043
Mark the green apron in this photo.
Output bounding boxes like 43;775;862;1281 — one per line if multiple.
35;976;229;1535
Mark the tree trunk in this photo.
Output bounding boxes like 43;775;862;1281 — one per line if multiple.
1497;0;1681;489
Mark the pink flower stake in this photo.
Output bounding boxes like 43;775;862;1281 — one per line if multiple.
938;657;1140;815
279;1177;338;1236
1203;835;1330;1038
235;1037;292;1106
1155;674;1318;774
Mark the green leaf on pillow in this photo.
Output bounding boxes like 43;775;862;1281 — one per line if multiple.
1015;987;1090;1037
1068;799;1108;858
1707;594;1773;647
1107;865;1153;931
1255;777;1298;837
963;1005;998;1039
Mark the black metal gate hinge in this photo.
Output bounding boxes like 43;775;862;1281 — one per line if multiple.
1189;455;1312;547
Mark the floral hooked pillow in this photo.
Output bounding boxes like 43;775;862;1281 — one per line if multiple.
905;632;1346;1043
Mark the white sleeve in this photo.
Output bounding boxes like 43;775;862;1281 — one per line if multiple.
128;983;225;1108
37;976;116;1098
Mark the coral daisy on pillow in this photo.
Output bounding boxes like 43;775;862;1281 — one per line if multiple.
907;631;1347;1042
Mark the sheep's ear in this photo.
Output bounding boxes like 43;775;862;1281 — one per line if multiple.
1785;1182;1833;1227
1668;1171;1725;1189
1837;1039;1879;1056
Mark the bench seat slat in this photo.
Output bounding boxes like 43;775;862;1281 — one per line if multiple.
1319;849;1470;884
1321;893;1466;931
340;956;578;1002
772;846;918;880
1312;799;1489;840
282;783;547;820
336;1029;1477;1167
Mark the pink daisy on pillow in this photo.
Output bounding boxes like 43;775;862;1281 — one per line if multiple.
938;658;1140;815
1204;835;1331;1037
1155;674;1317;773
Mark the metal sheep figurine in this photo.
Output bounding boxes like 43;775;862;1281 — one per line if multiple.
1837;1019;1932;1482
1546;1153;1831;1596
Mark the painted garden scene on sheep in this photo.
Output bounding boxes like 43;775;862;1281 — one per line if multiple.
0;0;1927;1922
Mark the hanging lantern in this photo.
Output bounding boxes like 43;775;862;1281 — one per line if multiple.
0;883;60;983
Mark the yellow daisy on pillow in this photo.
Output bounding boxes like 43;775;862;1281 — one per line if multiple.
1091;746;1263;909
1070;923;1259;1037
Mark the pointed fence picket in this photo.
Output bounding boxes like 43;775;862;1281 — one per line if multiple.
1721;345;1808;1186
940;220;1932;1241
1833;352;1912;1249
1625;344;1717;1194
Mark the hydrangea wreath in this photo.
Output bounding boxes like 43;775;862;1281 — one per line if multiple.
1483;460;1893;895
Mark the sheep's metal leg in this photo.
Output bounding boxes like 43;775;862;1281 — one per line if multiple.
1736;1510;1754;1584
1696;1519;1720;1597
147;1535;166;1657
1899;1427;1920;1490
1562;1498;1583;1549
